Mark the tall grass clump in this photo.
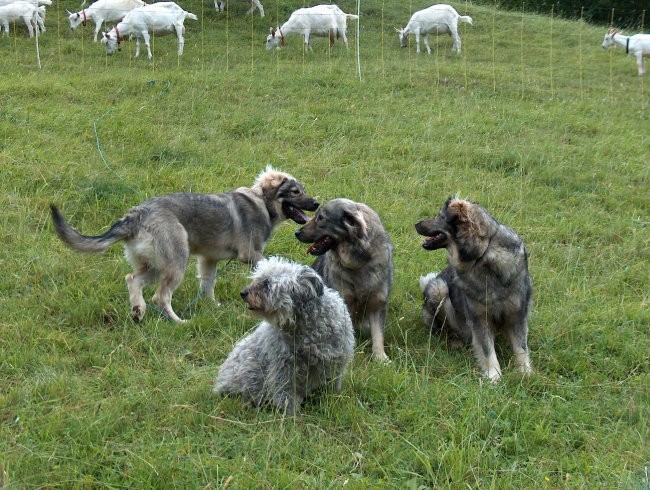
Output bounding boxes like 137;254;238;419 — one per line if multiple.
1;0;648;488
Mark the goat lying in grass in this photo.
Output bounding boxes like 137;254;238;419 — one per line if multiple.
67;0;145;42
396;3;472;55
265;4;358;51
602;28;650;76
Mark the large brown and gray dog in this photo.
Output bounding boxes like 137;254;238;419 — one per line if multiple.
50;167;318;323
295;198;393;362
415;197;532;382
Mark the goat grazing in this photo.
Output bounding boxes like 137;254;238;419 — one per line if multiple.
0;1;38;37
602;28;650;76
67;0;145;42
101;2;197;59
0;0;50;7
266;4;358;51
396;4;472;54
214;0;264;17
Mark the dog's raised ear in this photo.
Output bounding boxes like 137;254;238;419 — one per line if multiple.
447;198;490;237
342;208;367;241
447;199;472;223
254;166;289;195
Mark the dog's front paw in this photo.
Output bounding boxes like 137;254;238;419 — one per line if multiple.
131;305;145;322
372;351;391;364
484;368;501;383
518;364;533;376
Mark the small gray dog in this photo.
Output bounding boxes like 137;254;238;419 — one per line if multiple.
213;256;355;415
50;167;318;323
295;198;394;362
415;197;533;382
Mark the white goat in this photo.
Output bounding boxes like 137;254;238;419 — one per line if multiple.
67;0;145;42
101;2;197;59
35;4;45;31
602;28;650;76
396;4;472;54
214;0;263;18
0;1;38;37
0;0;50;7
265;4;358;50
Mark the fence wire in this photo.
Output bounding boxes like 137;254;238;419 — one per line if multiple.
2;1;648;112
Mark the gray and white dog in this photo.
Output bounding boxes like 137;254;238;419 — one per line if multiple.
50;167;318;323
295;198;394;362
415;197;533;382
213;256;355;415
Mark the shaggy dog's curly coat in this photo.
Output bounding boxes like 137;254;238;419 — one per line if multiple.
213;256;355;415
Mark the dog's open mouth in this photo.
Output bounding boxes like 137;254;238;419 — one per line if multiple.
422;232;447;250
307;235;336;255
283;203;311;224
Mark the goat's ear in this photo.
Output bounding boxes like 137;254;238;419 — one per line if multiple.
269;27;275;35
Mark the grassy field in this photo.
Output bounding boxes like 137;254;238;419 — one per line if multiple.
1;0;648;487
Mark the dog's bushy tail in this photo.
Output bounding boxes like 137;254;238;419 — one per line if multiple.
50;204;133;253
419;272;440;292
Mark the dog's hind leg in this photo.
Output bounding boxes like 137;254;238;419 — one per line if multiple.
150;223;189;323
126;268;156;322
197;256;219;301
151;266;186;323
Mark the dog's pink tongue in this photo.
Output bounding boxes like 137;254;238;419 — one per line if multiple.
306;236;333;255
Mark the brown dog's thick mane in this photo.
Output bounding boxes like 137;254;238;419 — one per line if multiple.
448;198;489;238
251;166;289;195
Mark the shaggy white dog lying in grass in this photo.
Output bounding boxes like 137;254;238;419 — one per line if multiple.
213;256;355;416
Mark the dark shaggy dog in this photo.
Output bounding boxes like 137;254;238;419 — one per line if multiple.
415;198;532;382
295;198;394;362
50;167;318;323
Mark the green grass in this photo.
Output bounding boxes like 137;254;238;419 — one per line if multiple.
1;1;648;487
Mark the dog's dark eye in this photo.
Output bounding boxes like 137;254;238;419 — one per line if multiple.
290;188;301;196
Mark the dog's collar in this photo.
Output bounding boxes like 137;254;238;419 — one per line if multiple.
626;36;630;54
82;9;86;26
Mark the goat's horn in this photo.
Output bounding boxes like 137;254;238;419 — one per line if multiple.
66;9;72;14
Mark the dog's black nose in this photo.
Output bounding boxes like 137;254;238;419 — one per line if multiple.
240;289;249;299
